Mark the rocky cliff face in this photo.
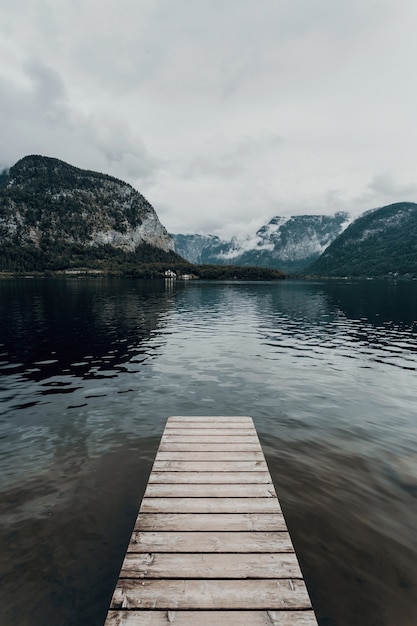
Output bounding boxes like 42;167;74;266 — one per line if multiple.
0;155;174;253
0;155;182;271
173;212;350;272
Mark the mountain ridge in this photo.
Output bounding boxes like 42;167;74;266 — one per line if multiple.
0;155;184;272
3;156;415;278
308;201;417;277
173;212;350;272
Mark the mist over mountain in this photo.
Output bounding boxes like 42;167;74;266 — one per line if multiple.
174;212;350;272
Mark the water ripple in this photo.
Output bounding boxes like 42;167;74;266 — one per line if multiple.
0;279;417;625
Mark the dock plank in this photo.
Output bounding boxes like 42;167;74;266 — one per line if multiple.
139;497;282;513
155;450;264;461
134;513;287;531
152;460;268;471
166;415;253;423
161;435;259;443
148;471;272;484
120;552;302;578
158;442;261;451
110;579;312;610
105;416;318;625
144;483;276;498
164;422;256;428
162;428;256;436
105;611;318;626
128;531;294;553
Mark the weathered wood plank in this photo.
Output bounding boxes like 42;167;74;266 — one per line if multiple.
106;610;318;625
134;513;287;531
144;483;277;498
158;442;262;452
120;552;302;579
163;429;256;436
152;460;268;472
164;424;254;439
161;435;259;443
167;416;253;423
128;531;294;553
110;579;312;610
155;451;264;461
139;497;282;514
165;423;255;430
148;471;272;484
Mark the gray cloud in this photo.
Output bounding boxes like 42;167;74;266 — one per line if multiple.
1;0;417;235
0;59;161;185
367;174;417;199
23;61;74;131
182;134;284;180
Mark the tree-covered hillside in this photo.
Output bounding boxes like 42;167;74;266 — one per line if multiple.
0;156;285;279
0;155;181;272
0;241;185;273
308;202;417;277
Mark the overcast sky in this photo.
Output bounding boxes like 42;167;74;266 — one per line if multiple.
1;0;417;237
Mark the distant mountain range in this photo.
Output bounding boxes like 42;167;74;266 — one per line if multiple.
174;202;417;277
173;213;351;272
1;155;416;278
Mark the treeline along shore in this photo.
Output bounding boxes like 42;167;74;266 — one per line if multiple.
0;261;285;280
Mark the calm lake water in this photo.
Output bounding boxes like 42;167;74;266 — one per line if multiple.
0;277;417;626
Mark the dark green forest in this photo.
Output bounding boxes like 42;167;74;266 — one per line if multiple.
308;202;417;277
0;241;186;274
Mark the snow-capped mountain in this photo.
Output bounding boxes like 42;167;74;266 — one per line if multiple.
173;212;350;272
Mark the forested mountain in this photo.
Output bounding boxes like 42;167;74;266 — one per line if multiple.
173;212;350;272
4;156;413;278
0;155;183;272
308;202;417;277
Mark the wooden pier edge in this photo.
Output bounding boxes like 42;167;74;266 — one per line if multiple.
105;416;318;625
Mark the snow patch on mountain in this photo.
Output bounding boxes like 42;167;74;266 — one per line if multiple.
173;212;350;271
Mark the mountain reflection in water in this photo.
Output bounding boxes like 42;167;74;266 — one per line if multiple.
0;278;416;626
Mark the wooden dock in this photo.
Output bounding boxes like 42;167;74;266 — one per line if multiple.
105;416;318;625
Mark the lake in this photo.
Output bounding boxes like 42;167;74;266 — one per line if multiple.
0;277;416;626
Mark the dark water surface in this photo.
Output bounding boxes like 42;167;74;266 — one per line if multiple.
0;278;416;625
